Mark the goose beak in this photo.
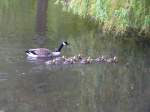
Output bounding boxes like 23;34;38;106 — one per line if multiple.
66;42;69;45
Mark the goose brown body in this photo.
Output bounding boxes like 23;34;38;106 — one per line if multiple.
25;41;69;58
26;48;51;58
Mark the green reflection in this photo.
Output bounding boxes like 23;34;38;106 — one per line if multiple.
0;0;36;35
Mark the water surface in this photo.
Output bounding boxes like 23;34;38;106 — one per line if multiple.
0;0;150;112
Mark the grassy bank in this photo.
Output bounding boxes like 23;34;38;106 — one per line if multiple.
55;0;150;37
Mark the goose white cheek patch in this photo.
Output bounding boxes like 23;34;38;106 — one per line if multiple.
63;42;66;46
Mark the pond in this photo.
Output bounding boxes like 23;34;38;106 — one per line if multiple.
0;0;150;112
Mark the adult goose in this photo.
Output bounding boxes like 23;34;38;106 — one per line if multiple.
25;41;69;58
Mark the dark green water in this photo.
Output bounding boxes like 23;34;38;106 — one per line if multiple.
0;0;150;112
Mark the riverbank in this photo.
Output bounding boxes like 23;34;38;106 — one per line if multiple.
55;0;150;37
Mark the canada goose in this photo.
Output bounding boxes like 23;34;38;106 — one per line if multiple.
25;41;69;58
95;56;105;63
80;56;93;64
106;56;118;63
63;58;74;64
45;55;118;65
46;56;66;65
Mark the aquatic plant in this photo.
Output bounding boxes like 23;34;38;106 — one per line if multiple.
55;0;150;36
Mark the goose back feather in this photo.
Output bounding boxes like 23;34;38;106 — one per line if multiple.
25;41;69;58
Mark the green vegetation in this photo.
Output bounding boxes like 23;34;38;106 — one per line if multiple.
56;0;150;36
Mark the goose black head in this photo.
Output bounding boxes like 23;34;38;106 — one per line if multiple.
55;41;69;52
63;41;69;46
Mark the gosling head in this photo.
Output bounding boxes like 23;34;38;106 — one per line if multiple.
77;54;82;59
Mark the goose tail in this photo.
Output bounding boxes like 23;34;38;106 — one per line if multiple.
25;50;29;53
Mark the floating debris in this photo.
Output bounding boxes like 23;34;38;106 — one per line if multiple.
46;54;118;65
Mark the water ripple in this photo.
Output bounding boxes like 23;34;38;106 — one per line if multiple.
0;73;9;81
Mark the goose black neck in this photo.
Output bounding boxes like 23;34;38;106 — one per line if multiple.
56;44;64;52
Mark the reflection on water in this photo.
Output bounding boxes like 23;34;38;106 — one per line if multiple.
0;0;150;112
36;0;48;35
